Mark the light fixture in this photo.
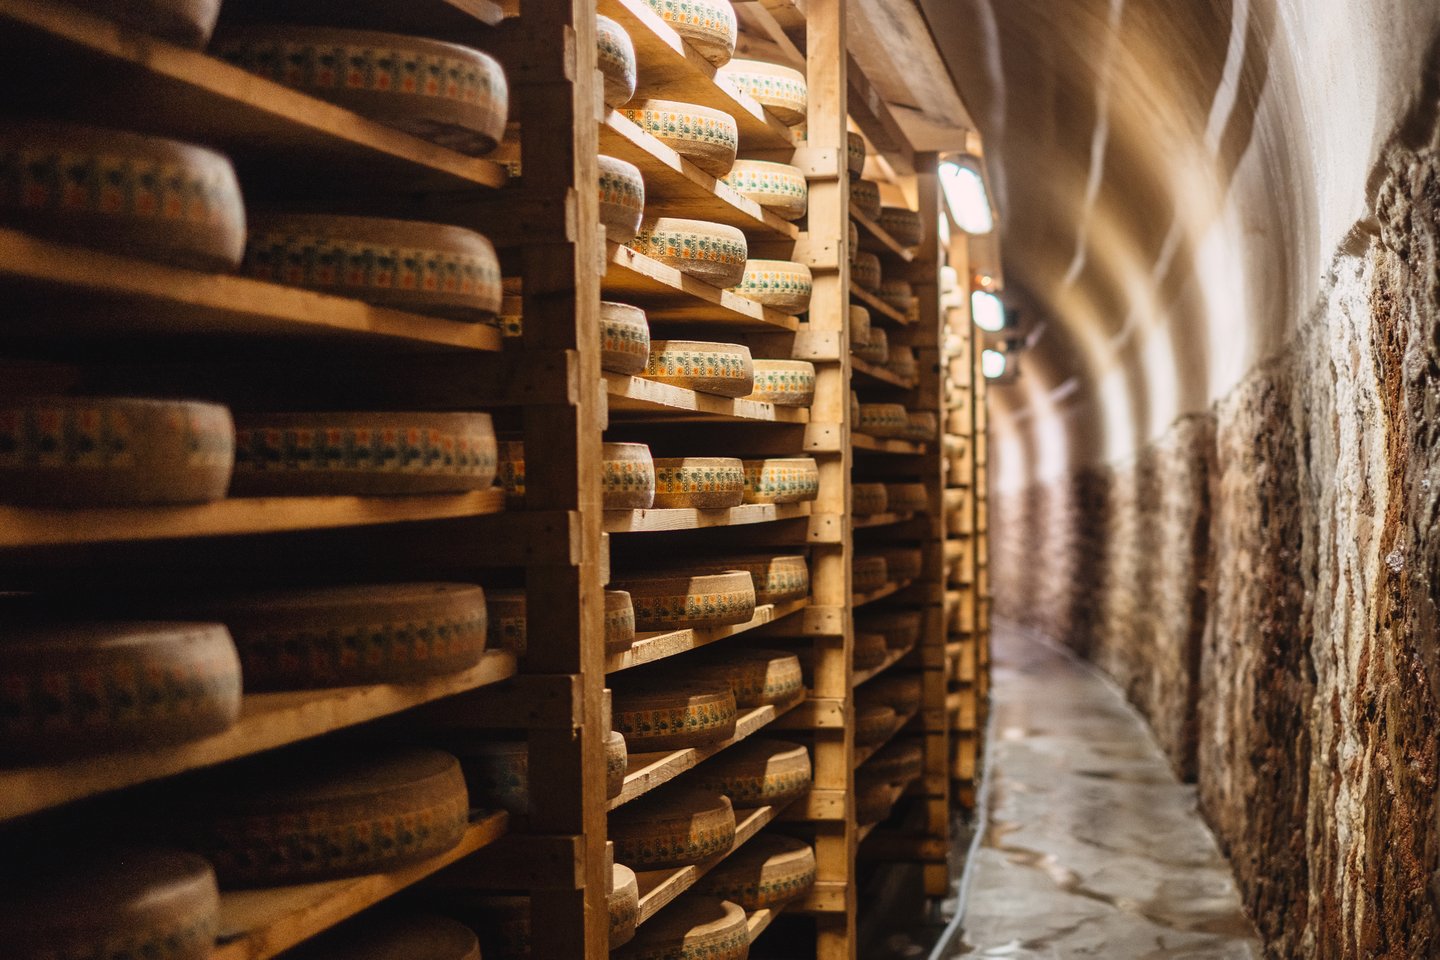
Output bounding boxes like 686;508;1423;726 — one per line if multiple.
981;348;1007;379
971;290;1006;332
938;157;993;235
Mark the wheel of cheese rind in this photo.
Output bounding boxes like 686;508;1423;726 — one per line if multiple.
855;773;902;824
861;609;922;651
687;647;803;707
0;621;240;763
286;914;481;960
613;569;756;629
741;457;819;504
698;833;816;910
852;555;889;593
853;631;888;670
716;59;807;126
642;340;754;398
610;863;640;948
886;482;929;513
676;554;808;605
852;482;888;516
864;739;924;787
855;703;898;747
611;678;738;753
213;28;508;155
689;737;811;808
906;411;938;442
602;301;653;374
719;159;807;220
745;360;815;408
602;442;657;510
620;100;739;177
641;0;737;66
878;206;924;249
243;214;502;321
599;154;646;244
865;673;923;715
852;326;889;365
852;250;882;292
879;279;916;315
230;411;497;496
1;848;218;960
876;546;924;583
606;729;629;800
628;217;748;287
849;305;872;348
0;397;234;507
615;895;748;960
0;121;245;271
730;258;812;312
648;456;746;509
850;390;861;427
857;403;909;439
175;746;469;887
597;15;638;107
887;346;919;383
850;178;881;220
848;218;858;262
847;131;866;178
609;787;736;869
450;738;527;818
606;589;639;651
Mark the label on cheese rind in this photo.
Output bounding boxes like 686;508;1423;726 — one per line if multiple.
649;456;747;510
627;218;748;288
746;359;815;407
620;100;739;177
614;895;747;960
609;788;736;869
715;59;807;126
597;15;638;107
852;482;889;516
601;301;652;375
639;0;737;66
698;833;816;910
641;340;755;398
852;326;889;365
730;259;812;312
719;160;807;221
878;205;924;248
857;403;909;439
599;154;646;244
685;647;804;707
498;440;655;510
850;179;881;221
847;132;866;178
612;569;756;629
611;678;737;752
852;555;890;592
741;457;819;504
675;554;808;605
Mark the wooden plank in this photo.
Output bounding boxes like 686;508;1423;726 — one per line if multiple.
778;787;846;821
850;356;918;390
853;705;921;768
606;598;810;672
852;433;928;456
746;904;786;943
851;644;915;688
605;374;809;423
771;696;845;729
852;578;915;609
850;283;911;326
850;207;916;262
605;244;800;330
603;501;811;534
852;511;917;530
790;879;848;913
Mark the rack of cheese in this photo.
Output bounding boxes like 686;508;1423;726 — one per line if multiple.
0;0;991;957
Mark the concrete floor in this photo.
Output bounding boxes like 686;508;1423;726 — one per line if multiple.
949;625;1262;959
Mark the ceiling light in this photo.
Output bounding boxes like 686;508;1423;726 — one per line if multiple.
939;159;993;235
981;348;1007;379
971;290;1006;332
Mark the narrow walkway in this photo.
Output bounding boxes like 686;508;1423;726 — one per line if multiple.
951;625;1261;959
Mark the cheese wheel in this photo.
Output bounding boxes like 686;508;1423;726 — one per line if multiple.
628;217;748;287
730;258;812;312
879;279;916;315
745;359;815;407
878;206;924;249
689;737;811;807
0;397;233;506
906;411;938;441
852;482;888;516
231;411;497;496
617;895;747;960
483;589;633;656
864;739;924;786
499;441;654;509
602;301;653;375
865;673;923;714
741;457;819;504
620;100;739;177
287;914;480;960
847;131;866;178
609;787;736;868
852;326;889;365
687;647;803;707
642;340;754;397
610;863;640;948
172;582;487;690
857;403;909;439
716;59;807;126
852;630;889;670
1;848;218;960
0;121;244;270
606;729;629;800
855;703;898;747
613;569;756;629
611;678;737;752
848;218;859;262
855;774;902;824
876;546;924;582
649;456;746;509
597;15;638;107
641;0;737;65
886;482;929;513
852;250;882;292
675;554;808;605
850;390;861;427
699;834;816;910
887;346;919;382
849;305;872;348
600;154;646;244
176;746;469;886
243;214;502;321
451;738;527;818
213;28;508;155
850;179;881;220
861;609;923;651
436;896;528;960
606;589;639;652
852;555;889;593
719;159;807;220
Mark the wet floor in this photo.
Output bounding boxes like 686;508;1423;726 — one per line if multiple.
948;624;1261;959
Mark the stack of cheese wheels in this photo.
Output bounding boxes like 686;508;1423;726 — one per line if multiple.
641;0;736;65
642;340;754;396
720;159;807;220
853;630;889;670
855;701;898;747
879;279;916;314
699;833;816;910
850;178;882;220
628;217;747;286
481;589;634;656
606;729;629;799
0;397;234;506
887;482;929;513
716;59;807;125
746;359;816;406
862;609;923;651
676;554;808;605
853;326;889;364
865;739;924;786
613;569;756;629
877;546;924;582
731;258;812;312
879;206;924;248
847;131;867;178
244;214;503;321
857;402;909;439
611;676;737;752
213;28;508;155
649;456;746;509
852;250;882;292
887;346;919;384
230;410;498;496
615;895;748;960
286;914;481;960
609;785;736;868
451;738;528;819
620;100;738;176
852;554;889;593
499;441;655;510
0;848;218;960
599;154;646;243
691;738;811;807
866;673;923;715
0;121;245;270
597;15;638;107
849;305;872;348
0;621;241;763
852;482;889;516
602;301;652;374
610;863;640;948
742;456;819;504
687;647;803;707
855;772;902;825
175;746;469;886
175;582;488;690
906;411;939;441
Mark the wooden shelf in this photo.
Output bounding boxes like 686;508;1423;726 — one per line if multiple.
746;904;787;943
852;643;916;688
608;694;803;810
605;374;809;424
850;284;911;326
853;705;920;768
0;650;518;822
851;208;916;262
852;433;928;455
212;811;510;960
596;0;798;151
852;578;915;609
605;244;800;331
607;598;810;672
850;356;918;390
853;511;917;530
0;1;508;193
220;0;505;31
857;820;881;845
604;500;811;534
0;228;504;352
600;113;798;240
